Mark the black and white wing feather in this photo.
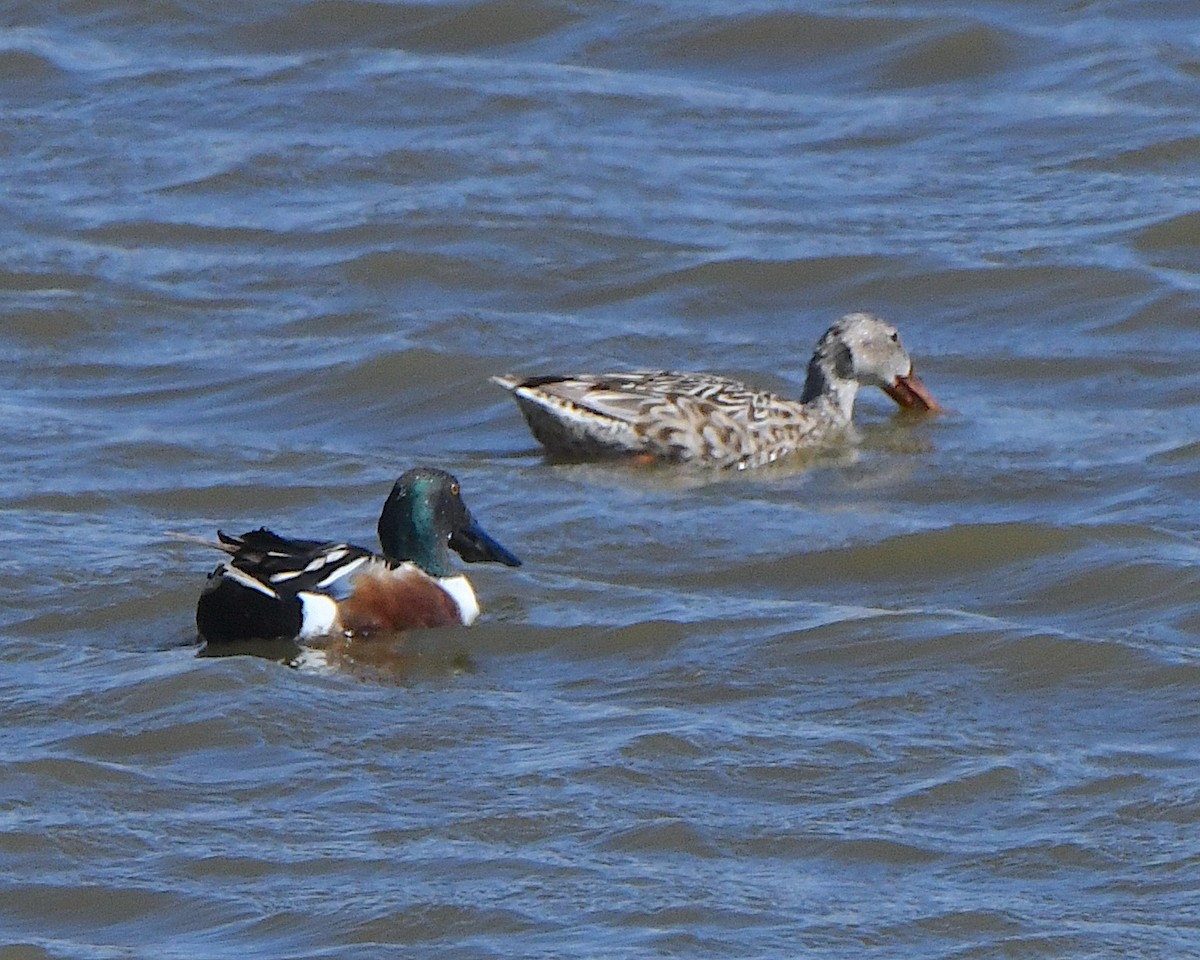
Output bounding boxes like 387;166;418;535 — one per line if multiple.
216;527;379;600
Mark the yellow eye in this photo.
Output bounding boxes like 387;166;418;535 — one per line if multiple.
450;483;460;496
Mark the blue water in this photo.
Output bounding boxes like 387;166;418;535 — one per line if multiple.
2;2;1200;957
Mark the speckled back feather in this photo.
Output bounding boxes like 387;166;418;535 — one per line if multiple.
493;313;935;469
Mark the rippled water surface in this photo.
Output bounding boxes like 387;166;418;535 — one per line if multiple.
3;1;1200;957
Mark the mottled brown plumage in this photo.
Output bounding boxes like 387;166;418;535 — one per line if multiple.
493;312;940;469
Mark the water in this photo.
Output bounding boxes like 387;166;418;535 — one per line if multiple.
2;1;1200;957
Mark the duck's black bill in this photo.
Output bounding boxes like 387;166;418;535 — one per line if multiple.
450;518;522;567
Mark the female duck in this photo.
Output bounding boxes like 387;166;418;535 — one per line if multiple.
195;468;520;644
492;312;941;470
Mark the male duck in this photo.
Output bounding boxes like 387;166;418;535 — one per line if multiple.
195;468;521;645
492;312;941;470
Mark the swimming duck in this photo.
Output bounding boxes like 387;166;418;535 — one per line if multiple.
195;468;521;645
492;312;941;470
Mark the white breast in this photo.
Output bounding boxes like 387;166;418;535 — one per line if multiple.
438;575;481;625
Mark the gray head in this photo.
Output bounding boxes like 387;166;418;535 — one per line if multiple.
801;312;940;413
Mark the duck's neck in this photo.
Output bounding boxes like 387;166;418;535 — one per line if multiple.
800;355;859;427
379;502;454;578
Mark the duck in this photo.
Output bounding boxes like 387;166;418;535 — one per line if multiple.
492;312;941;470
194;467;521;645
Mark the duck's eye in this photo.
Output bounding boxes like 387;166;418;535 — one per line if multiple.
450;482;460;496
889;331;899;343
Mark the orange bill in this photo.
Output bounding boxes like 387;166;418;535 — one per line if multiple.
882;369;942;413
